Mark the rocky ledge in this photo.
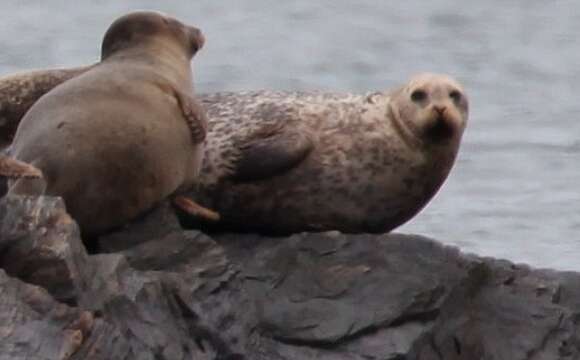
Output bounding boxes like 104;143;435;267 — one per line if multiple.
0;195;579;360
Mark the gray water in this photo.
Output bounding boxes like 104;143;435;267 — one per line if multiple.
1;1;579;270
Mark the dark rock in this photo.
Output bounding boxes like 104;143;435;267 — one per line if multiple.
2;194;580;359
213;232;471;359
75;252;246;360
0;177;6;197
408;262;580;359
0;147;8;198
0;195;89;304
97;200;183;253
0;268;94;360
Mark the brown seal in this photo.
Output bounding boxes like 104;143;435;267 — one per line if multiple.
0;68;467;234
2;11;213;237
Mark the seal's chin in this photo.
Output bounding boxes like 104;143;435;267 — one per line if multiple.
425;114;456;142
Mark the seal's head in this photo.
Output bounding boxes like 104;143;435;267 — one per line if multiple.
389;73;468;146
100;11;205;60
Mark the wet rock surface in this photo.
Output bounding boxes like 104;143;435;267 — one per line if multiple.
1;194;580;359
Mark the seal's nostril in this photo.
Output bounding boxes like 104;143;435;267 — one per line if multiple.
434;105;446;114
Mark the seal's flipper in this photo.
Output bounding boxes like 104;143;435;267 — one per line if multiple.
174;90;208;144
231;124;315;182
0;155;43;179
173;196;220;222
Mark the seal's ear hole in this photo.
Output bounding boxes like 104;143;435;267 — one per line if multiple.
449;90;462;103
410;89;427;103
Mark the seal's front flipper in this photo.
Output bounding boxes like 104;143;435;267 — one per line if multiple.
0;155;43;179
174;90;208;145
173;196;220;222
231;124;316;182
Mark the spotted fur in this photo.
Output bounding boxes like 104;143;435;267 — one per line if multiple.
192;74;468;234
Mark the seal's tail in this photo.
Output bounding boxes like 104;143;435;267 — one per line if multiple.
0;155;43;179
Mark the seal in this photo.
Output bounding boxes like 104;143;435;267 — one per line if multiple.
0;66;93;150
187;73;469;234
2;11;214;237
0;69;467;234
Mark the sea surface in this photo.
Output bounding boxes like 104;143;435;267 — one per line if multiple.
1;1;579;270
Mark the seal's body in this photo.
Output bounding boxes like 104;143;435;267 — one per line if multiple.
6;11;208;236
191;74;468;233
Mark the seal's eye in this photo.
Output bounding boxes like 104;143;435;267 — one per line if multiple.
449;90;462;103
410;89;427;103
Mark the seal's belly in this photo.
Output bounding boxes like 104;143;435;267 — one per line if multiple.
203;141;432;234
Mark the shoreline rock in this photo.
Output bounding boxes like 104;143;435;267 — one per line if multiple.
0;194;578;359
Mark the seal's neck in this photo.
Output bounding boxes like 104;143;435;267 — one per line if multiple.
387;100;462;186
388;101;462;157
387;102;423;150
104;42;193;90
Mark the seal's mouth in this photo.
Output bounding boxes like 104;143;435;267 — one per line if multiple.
426;114;455;141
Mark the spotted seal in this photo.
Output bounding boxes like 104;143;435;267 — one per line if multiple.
191;73;468;233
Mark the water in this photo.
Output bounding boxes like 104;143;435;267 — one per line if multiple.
1;1;579;270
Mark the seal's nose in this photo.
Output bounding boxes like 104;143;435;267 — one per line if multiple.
190;27;205;51
433;105;446;114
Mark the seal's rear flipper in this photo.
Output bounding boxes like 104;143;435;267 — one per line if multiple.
0;155;43;179
173;196;220;222
231;124;316;182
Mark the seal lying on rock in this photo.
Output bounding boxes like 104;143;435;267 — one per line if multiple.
191;73;469;233
0;68;467;234
1;11;217;237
